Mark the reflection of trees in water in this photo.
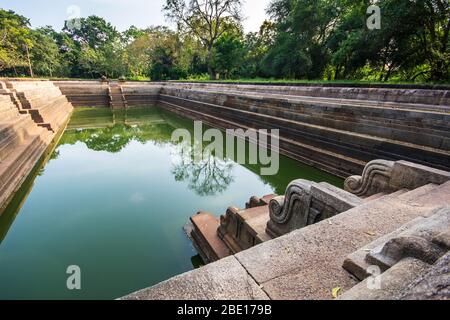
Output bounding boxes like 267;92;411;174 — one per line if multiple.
60;120;235;196
84;129;133;153
171;144;235;197
59;123;174;153
59;108;239;196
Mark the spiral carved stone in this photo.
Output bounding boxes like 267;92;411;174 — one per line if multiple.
344;160;395;197
269;179;313;225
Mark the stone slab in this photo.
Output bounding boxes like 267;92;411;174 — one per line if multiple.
339;258;431;300
390;161;450;191
397;252;450;300
190;212;232;262
343;217;426;280
122;256;269;300
366;207;450;270
401;181;450;209
235;185;450;300
244;208;270;238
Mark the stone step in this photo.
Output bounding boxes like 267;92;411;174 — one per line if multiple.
122;255;269;300
160;92;446;153
160;94;450;172
0;133;24;161
241;206;271;245
233;182;450;300
189;212;233;263
343;205;449;283
397;183;440;202
164;87;450;130
364;192;388;202
35;102;73;131
0;130;51;210
211;96;450;147
172;92;450;154
168;83;449;107
340;258;431;300
0;107;21;122
343;216;429;281
398;180;450;207
159;99;365;178
216;88;450;112
0;114;43;139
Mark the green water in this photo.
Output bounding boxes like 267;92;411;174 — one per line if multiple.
0;107;343;300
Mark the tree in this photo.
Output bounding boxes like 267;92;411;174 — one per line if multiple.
28;27;62;77
263;0;341;79
211;32;244;79
241;21;276;78
163;0;243;79
63;16;119;49
328;0;449;81
0;9;33;76
147;28;188;80
63;15;122;78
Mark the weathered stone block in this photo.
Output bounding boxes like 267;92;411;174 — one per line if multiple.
122;256;269;300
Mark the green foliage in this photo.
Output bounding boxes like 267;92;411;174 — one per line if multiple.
0;0;448;83
0;9;32;73
163;0;244;79
211;33;244;79
261;0;449;82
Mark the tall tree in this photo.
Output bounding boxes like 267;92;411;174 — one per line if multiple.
0;9;33;76
29;27;62;77
163;0;243;79
63;15;121;78
63;16;119;49
212;32;244;79
263;0;341;79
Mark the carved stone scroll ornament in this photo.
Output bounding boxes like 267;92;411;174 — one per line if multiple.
266;180;315;238
344;160;395;197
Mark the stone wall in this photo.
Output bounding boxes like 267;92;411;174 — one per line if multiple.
157;82;450;177
0;79;73;212
56;81;110;108
55;81;160;108
54;80;450;178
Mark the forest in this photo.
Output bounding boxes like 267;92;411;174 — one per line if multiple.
0;0;449;82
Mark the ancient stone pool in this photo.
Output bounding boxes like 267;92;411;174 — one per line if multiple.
0;107;343;300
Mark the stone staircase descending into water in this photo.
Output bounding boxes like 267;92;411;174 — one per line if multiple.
108;82;128;109
124;160;450;300
0;80;73;211
57;81;110;107
56;81;160;108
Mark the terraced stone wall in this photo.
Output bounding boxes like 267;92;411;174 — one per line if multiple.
0;79;73;212
157;83;450;177
54;80;450;178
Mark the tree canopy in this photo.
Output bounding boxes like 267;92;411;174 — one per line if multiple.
0;0;448;82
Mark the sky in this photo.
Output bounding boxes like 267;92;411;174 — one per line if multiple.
1;0;272;33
